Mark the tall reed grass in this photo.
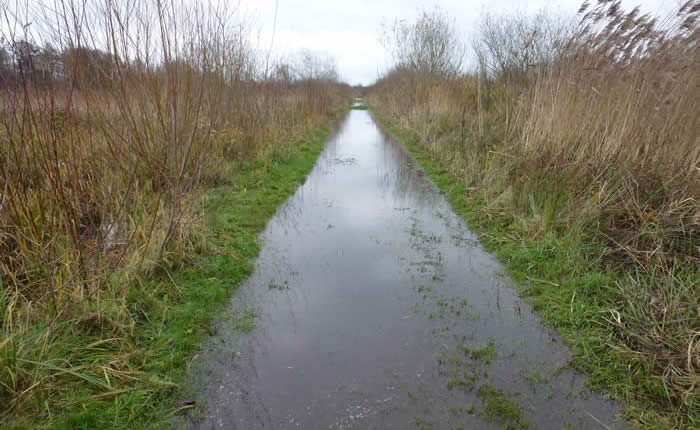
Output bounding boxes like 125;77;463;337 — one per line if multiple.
369;1;698;426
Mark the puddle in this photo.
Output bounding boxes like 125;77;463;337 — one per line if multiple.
182;110;626;429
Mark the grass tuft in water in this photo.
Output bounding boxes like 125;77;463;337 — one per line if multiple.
477;384;530;429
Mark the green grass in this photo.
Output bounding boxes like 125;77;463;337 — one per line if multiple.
465;339;498;364
477;384;530;429
376;119;698;429
3;126;330;430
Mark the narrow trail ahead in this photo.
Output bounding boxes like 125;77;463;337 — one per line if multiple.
183;110;624;430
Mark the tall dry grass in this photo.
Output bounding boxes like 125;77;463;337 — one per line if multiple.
519;0;699;266
0;0;349;422
369;0;698;425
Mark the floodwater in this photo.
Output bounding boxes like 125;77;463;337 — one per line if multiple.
183;109;625;429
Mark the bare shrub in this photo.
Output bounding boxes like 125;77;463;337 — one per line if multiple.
380;7;465;79
0;0;349;420
473;10;571;82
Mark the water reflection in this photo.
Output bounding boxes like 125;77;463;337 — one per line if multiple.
183;110;625;430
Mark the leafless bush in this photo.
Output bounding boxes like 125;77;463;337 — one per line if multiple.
0;0;346;295
0;0;348;419
294;50;340;82
380;7;465;79
473;10;571;82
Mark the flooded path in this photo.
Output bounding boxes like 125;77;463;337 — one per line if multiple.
184;110;625;429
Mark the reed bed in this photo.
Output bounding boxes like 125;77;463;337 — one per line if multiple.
369;1;698;427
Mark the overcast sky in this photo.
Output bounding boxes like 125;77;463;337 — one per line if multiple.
239;0;676;85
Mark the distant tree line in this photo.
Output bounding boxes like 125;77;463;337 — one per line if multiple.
0;39;121;88
0;38;342;90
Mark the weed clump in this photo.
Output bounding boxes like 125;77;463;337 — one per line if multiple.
477;384;530;428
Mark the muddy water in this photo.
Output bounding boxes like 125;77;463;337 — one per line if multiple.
184;110;625;430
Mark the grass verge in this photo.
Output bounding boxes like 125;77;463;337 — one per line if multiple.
3;126;331;430
376;118;697;429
